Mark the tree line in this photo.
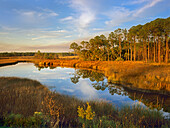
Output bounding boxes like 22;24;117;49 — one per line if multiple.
34;51;76;59
0;52;35;57
34;50;58;59
0;51;74;58
70;17;170;63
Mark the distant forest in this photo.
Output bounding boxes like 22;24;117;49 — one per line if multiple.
0;52;74;59
70;17;170;63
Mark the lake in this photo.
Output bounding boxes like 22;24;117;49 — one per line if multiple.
0;62;169;115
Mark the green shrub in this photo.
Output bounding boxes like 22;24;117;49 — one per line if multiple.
115;57;124;61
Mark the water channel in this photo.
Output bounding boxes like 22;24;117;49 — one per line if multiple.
0;62;169;116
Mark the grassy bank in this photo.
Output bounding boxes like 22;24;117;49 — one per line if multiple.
0;57;36;67
1;58;170;94
0;77;169;128
36;59;170;94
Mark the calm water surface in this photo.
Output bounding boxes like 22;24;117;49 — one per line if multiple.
0;63;169;116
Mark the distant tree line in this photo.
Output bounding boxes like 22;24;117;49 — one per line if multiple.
70;17;170;63
34;51;75;59
34;50;59;59
0;52;35;57
0;51;74;58
56;52;75;57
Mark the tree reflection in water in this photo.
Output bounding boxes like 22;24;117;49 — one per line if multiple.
34;65;170;113
70;69;80;84
70;69;170;113
34;64;56;71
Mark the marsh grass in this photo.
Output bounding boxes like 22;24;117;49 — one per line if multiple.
0;77;48;117
37;59;170;92
105;61;170;92
1;58;170;92
0;77;169;127
119;105;165;127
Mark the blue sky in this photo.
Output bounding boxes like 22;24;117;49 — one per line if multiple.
0;0;169;52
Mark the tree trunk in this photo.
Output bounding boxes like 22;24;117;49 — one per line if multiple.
128;48;129;61
147;37;150;61
165;36;169;63
142;39;145;62
151;39;153;61
119;36;121;58
138;48;140;61
144;39;147;62
74;49;76;56
108;49;109;61
127;39;129;61
134;36;136;61
130;40;133;61
158;37;161;63
154;36;156;62
156;38;158;62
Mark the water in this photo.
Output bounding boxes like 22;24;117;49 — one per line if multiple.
0;62;169;115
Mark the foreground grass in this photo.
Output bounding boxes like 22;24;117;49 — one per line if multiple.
0;77;169;128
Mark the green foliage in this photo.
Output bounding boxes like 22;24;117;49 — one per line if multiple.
118;105;166;128
2;112;47;127
0;52;35;57
77;102;95;121
34;50;59;59
70;42;79;56
0;51;74;58
116;57;124;61
70;17;170;63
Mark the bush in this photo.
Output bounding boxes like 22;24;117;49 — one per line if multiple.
115;57;124;61
3;112;47;127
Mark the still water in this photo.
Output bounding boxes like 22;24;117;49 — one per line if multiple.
0;63;169;114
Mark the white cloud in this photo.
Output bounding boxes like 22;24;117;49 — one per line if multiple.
0;32;9;35
14;8;58;21
39;30;67;33
62;0;98;38
60;16;73;21
30;30;67;40
133;0;163;17
123;0;150;5
105;7;132;26
76;80;98;100
105;0;163;26
49;12;58;17
65;35;72;38
56;30;67;33
21;11;35;16
62;88;74;93
1;26;18;31
32;35;57;40
69;0;96;28
78;11;95;28
92;28;104;31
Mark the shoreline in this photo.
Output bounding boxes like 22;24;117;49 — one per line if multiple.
0;58;170;95
0;58;36;67
36;59;170;95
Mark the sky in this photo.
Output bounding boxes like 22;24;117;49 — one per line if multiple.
0;0;169;52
